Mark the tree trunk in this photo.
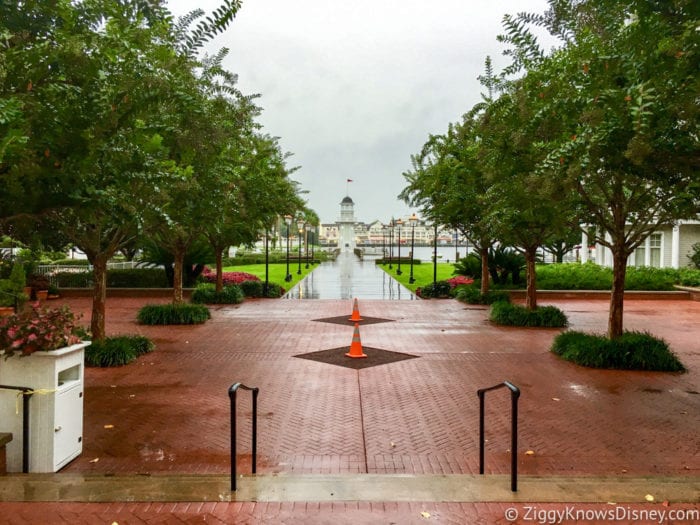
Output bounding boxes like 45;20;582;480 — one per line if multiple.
480;247;490;295
215;247;224;293
525;247;538;310
608;247;628;339
90;255;108;341
173;246;185;304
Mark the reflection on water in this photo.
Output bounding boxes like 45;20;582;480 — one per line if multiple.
285;251;417;300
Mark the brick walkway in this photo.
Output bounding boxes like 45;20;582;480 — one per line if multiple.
1;296;698;523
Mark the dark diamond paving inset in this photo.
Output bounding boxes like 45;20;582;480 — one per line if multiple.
312;315;395;326
294;346;418;370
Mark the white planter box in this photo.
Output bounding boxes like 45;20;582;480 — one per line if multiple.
0;342;90;472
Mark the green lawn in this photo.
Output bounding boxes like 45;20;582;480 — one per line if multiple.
222;260;456;294
378;262;457;293
222;262;315;290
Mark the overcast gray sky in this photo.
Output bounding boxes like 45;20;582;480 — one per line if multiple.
166;0;554;224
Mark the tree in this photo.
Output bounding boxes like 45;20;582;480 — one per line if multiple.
501;0;699;336
0;0;244;337
479;83;578;309
400;112;500;294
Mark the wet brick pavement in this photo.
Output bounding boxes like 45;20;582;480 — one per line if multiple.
1;295;698;523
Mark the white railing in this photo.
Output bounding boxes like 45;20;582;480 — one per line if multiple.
34;261;162;287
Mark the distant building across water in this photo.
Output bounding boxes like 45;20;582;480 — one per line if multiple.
318;193;460;249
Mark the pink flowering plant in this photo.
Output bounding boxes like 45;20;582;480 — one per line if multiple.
201;267;260;286
0;303;84;358
446;276;474;288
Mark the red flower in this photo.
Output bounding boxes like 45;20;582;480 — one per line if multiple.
446;276;474;288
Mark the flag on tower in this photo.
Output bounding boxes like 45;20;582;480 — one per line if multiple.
347;179;353;182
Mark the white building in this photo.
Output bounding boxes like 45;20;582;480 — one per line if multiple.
581;219;700;268
337;195;357;252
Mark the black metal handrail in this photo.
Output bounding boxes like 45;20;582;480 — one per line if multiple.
477;381;520;492
228;382;259;491
0;384;34;473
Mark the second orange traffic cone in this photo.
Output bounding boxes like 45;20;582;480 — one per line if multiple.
348;298;363;322
345;322;367;358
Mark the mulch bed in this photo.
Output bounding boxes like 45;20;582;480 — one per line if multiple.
312;315;395;326
294;346;418;370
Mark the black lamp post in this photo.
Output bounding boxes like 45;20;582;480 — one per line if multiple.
433;222;438;285
454;229;459;263
408;213;418;284
309;226;315;265
264;226;270;296
304;223;310;269
388;219;394;269
284;215;292;282
382;225;386;264
396;218;403;275
297;218;304;275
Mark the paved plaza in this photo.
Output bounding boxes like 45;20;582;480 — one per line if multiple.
0;260;698;523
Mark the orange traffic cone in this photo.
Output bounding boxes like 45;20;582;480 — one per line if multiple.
348;298;363;322
345;322;367;358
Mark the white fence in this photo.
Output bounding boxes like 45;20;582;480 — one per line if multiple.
34;261;161;287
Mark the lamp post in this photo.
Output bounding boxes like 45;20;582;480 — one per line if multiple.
264;226;270;296
433;222;438;285
396;218;403;275
382;225;386;264
297;218;304;275
454;229;459;263
309;226;315;265
388;219;394;269
284;215;292;282
304;223;310;269
408;213;418;284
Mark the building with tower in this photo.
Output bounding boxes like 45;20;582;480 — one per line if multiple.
337;195;356;252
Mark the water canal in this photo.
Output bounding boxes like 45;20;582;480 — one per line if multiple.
284;251;416;300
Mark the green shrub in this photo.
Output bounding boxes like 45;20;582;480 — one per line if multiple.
107;268;169;288
85;335;154;367
690;242;700;269
264;282;286;298
137;303;211;325
453;254;482;278
551;331;685;371
224;251;328;265
677;267;700;287
52;268;169;288
535;263;700;291
455;285;511;305
490;301;568;327
53;271;93;288
625;266;677;291
0;262;28;307
419;280;453;298
239;280;263;297
191;283;244;304
536;262;612;290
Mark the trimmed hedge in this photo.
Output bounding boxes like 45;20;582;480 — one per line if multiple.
53;268;168;288
238;280;286;298
455;285;511;305
551;331;685;371
490;301;568;327
85;335;154;367
418;280;452;298
536;263;700;291
137;303;211;325
224;251;329;265
375;257;419;265
191;283;244;304
107;268;169;287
